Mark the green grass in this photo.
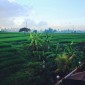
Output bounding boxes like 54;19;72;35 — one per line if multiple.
0;32;85;85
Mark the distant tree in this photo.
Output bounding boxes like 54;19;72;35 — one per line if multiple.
19;27;31;32
43;28;57;33
1;28;7;32
33;30;37;33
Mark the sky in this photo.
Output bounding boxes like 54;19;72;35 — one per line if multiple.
0;0;85;31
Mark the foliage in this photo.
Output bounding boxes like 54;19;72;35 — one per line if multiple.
0;32;85;85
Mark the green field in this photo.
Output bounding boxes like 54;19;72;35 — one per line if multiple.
0;32;85;85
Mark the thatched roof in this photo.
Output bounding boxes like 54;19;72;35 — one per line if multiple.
62;71;85;85
68;71;85;81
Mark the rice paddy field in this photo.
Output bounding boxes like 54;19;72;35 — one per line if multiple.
0;32;85;85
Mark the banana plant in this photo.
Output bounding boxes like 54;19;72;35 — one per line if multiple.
44;34;53;51
55;52;78;74
55;53;69;72
29;33;42;51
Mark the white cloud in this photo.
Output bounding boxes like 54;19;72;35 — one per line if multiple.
0;0;32;18
0;0;34;29
0;0;48;31
13;17;25;26
0;0;49;31
8;0;16;3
